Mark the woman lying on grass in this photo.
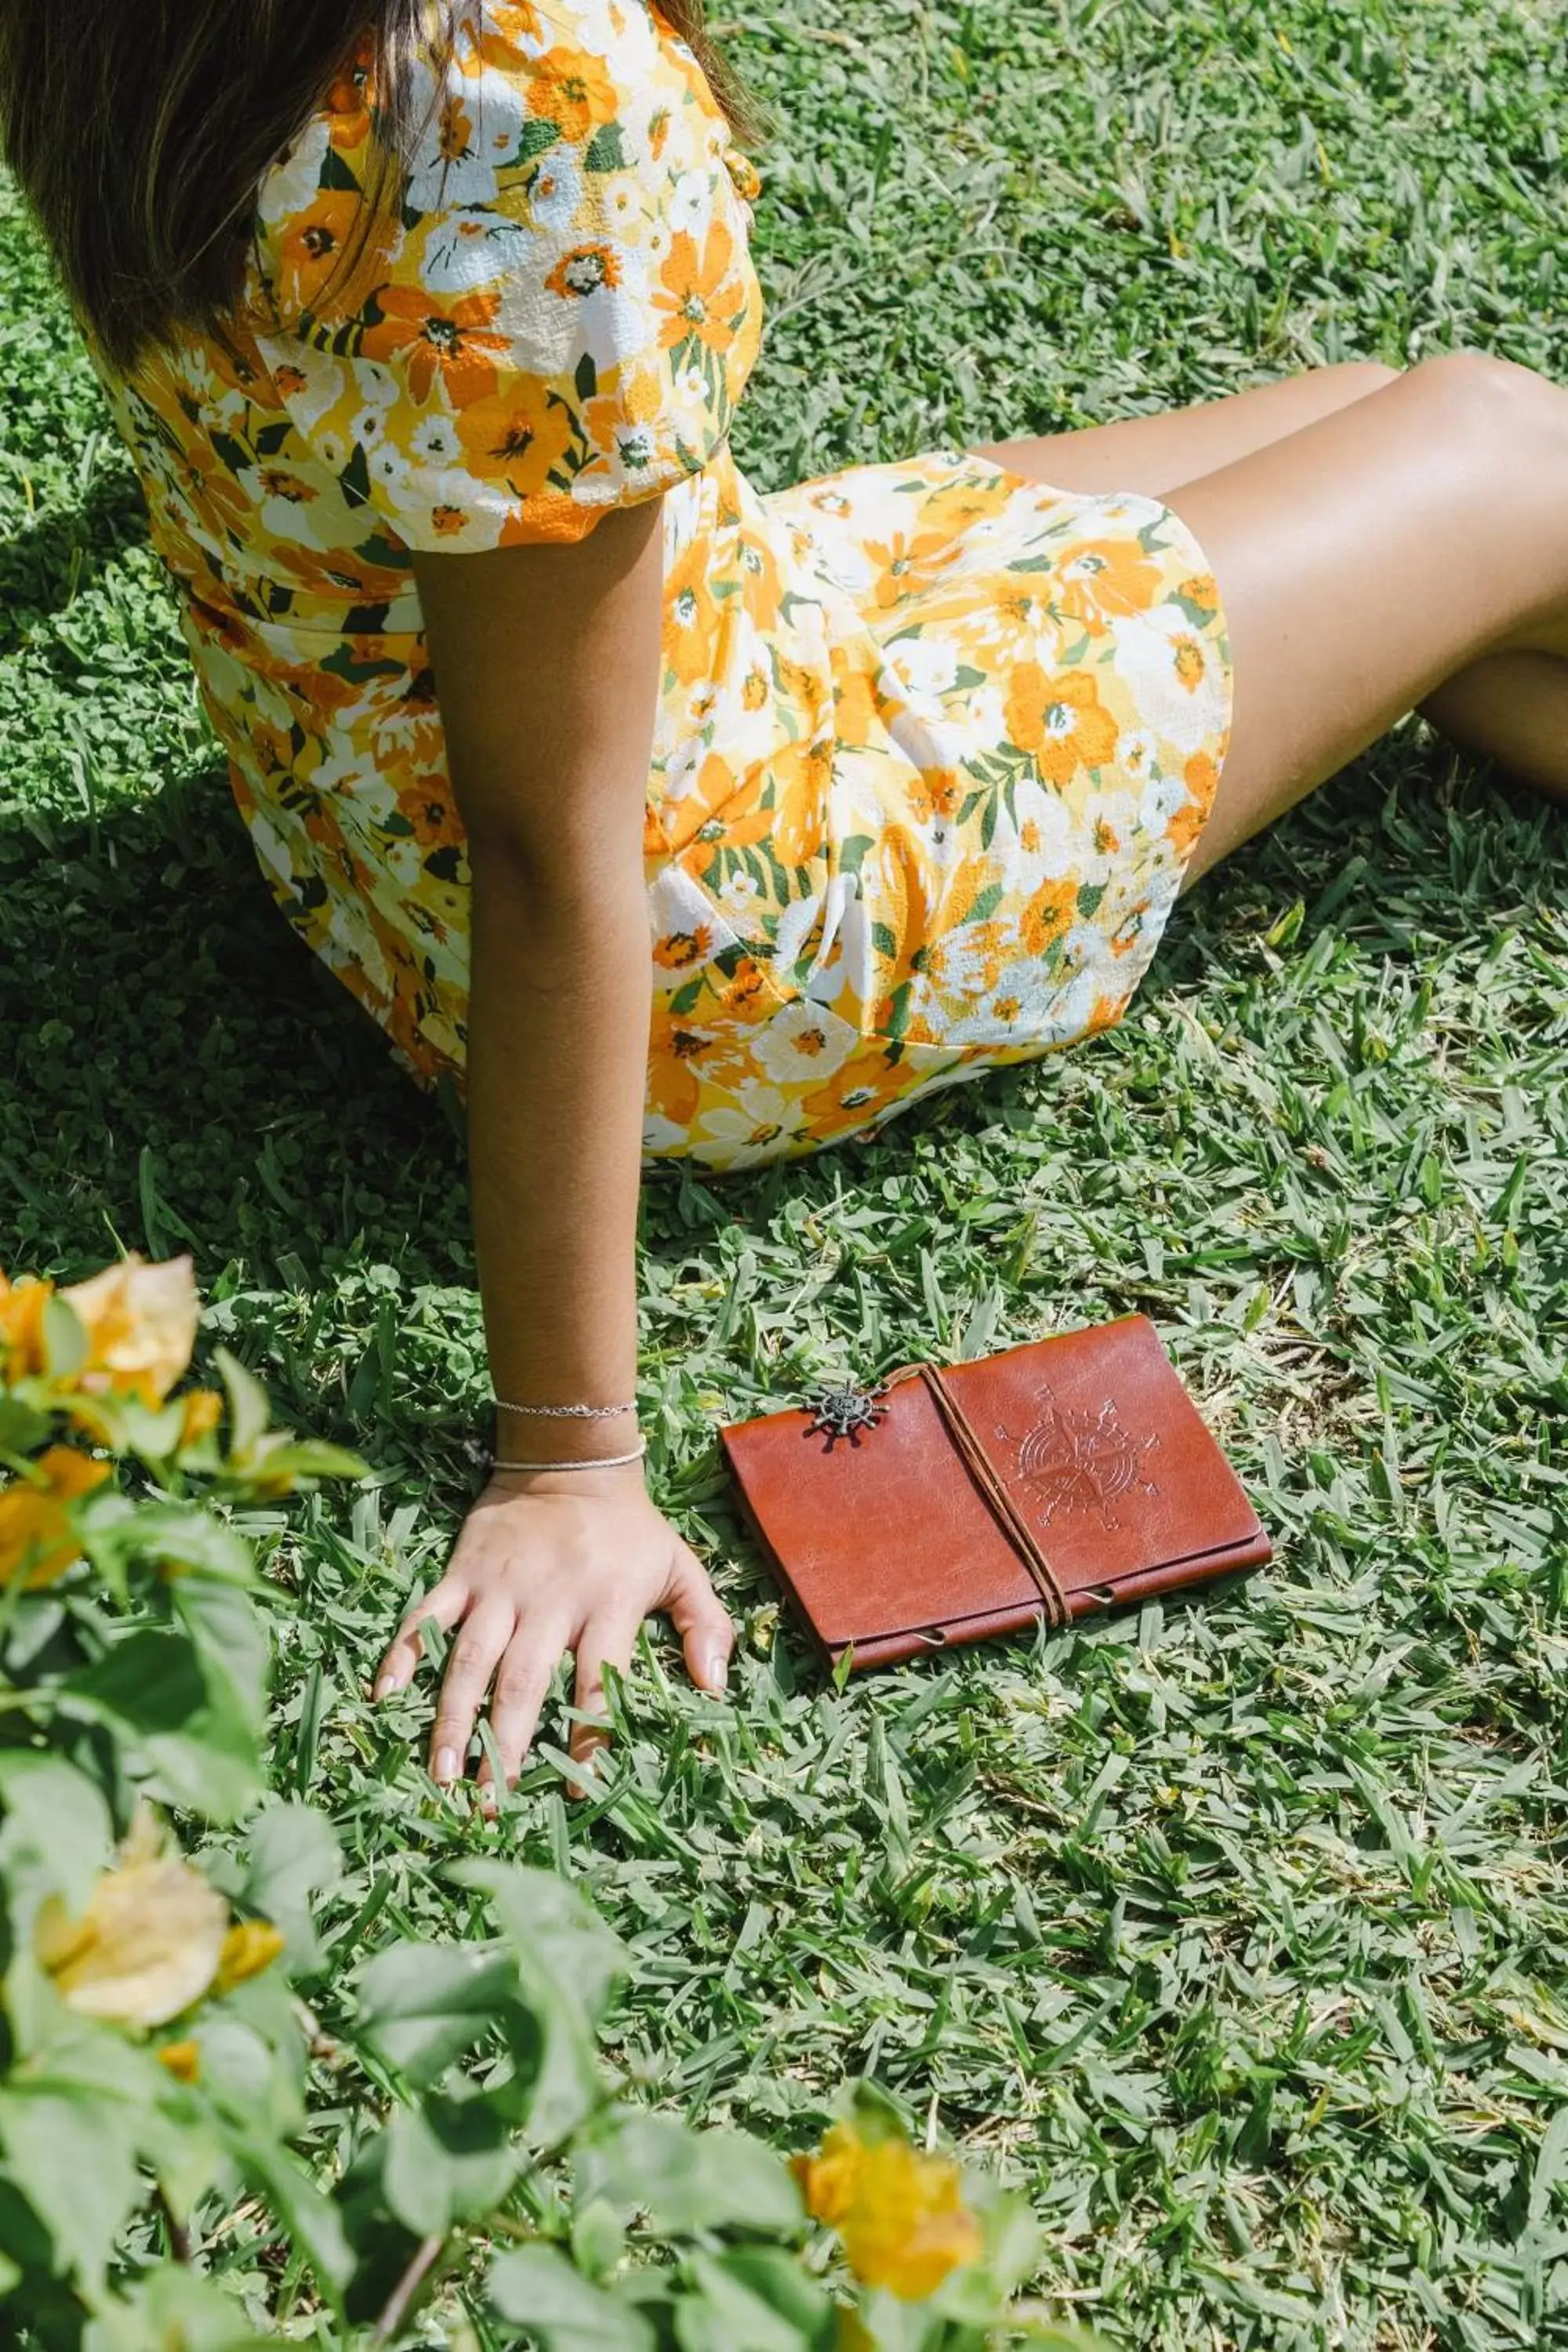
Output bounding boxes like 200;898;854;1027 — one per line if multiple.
3;0;1563;1798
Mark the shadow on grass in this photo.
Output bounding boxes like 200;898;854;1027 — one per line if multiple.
0;466;154;656
0;728;1561;1437
0;762;470;1398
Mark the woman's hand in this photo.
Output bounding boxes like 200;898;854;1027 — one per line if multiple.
372;1462;734;1797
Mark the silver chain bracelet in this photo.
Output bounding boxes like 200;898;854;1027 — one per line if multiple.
494;1398;636;1419
491;1438;648;1474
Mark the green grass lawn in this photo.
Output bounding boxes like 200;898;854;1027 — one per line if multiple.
3;0;1568;2343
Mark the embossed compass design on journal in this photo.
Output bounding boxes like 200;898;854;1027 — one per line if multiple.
996;1387;1160;1530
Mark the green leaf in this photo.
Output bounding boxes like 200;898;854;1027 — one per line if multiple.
0;2082;143;2292
245;1436;368;1491
453;1863;626;2140
355;1940;521;2088
317;145;362;194
571;2196;626;2280
584;122;629;172
710;2249;830;2339
0;2167;59;2285
84;2265;278;2352
0;1752;111;1915
241;1802;341;1967
382;2091;518;2234
971;2190;1041;2299
169;1571;270;1738
190;2015;303;2143
61;1626;263;1822
0;1394;51;1453
457;1861;625;2023
41;1295;88;1384
678;2250;822;2352
241;2139;354;2303
581;2115;803;2238
487;2245;655;2350
212;1345;270;1464
61;1622;205;1724
107;1501;253;1582
517;117;561;163
1530;2098;1568;2223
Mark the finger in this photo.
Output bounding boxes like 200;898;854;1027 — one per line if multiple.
483;1618;565;1792
428;1601;515;1784
568;1611;640;1790
662;1544;734;1696
375;1575;470;1700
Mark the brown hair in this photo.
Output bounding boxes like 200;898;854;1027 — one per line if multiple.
0;1;757;376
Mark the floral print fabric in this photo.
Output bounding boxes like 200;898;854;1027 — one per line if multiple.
248;1;760;549
95;0;1233;1171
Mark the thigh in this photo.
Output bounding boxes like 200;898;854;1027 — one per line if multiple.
971;361;1397;499
1165;354;1568;883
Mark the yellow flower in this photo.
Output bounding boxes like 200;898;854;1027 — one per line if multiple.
0;1445;112;1588
157;2038;201;2082
214;1919;285;1992
835;2312;876;2351
793;2122;863;2225
59;1252;199;1406
34;1805;229;2030
0;1269;53;1385
792;2122;982;2301
178;1388;224;1446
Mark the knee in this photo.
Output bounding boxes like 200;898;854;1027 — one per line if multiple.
1407;350;1568;455
1339;359;1401;399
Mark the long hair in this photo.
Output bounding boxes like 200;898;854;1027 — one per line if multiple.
0;1;757;376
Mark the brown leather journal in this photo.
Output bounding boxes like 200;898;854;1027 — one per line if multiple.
720;1316;1271;1672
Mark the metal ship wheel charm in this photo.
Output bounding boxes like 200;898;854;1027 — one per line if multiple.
803;1380;887;1450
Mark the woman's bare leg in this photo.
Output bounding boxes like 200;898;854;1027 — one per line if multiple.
972;360;1400;499
1160;355;1568;877
978;354;1568;877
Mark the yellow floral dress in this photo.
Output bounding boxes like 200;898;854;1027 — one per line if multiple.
95;0;1232;1171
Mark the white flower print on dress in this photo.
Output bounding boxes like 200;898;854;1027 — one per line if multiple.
751;1001;860;1087
403;61;527;215
648;865;739;980
410;414;464;466
419;208;530;296
883;631;960;701
1108;603;1228;757
528;151;586;233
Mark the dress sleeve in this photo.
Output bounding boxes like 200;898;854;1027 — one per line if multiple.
249;2;763;552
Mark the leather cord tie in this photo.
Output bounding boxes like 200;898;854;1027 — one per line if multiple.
881;1363;1069;1628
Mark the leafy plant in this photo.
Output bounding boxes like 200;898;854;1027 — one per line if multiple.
0;1251;1091;2350
4;3;1568;2342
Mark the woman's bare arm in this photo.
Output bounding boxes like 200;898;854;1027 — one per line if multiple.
372;499;732;1793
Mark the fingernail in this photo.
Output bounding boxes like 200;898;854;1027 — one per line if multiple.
374;1675;402;1701
434;1745;459;1784
702;1650;729;1693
